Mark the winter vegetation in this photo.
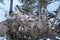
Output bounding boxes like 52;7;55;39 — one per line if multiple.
0;0;60;40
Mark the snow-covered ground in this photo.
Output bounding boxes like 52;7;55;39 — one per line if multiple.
0;0;23;22
47;1;60;13
0;37;60;40
0;37;6;40
0;0;60;22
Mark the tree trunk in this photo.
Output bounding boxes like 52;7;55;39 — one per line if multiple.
6;0;13;40
9;0;13;15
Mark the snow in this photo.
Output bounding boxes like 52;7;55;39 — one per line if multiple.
0;9;7;22
47;38;51;40
1;37;60;40
56;22;60;25
55;36;60;40
0;37;6;40
0;0;60;22
49;18;55;22
27;18;35;21
47;1;60;13
0;0;23;22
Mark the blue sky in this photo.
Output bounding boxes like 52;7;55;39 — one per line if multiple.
0;0;60;22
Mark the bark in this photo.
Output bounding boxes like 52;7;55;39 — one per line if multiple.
6;0;14;40
9;0;13;14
